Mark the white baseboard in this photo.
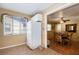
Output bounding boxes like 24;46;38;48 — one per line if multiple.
0;42;25;49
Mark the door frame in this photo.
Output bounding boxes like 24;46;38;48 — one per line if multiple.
44;3;77;48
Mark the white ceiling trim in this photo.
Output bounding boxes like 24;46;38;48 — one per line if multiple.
44;3;77;15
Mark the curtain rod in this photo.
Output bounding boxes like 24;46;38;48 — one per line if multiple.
1;13;28;19
0;13;28;23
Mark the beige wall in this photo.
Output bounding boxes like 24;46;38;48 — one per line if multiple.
0;8;31;48
61;19;79;41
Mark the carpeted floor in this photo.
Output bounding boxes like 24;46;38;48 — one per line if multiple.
0;44;61;55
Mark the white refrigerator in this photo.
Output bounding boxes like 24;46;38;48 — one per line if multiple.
26;14;42;49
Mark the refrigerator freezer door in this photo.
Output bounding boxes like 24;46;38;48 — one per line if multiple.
31;22;41;49
26;14;42;49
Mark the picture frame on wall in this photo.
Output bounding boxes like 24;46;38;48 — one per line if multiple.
66;24;77;32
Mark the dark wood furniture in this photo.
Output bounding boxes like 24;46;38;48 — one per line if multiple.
55;32;73;46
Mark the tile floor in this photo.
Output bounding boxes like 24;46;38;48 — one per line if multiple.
0;44;61;55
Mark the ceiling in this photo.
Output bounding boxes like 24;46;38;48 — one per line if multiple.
48;4;79;22
0;3;54;15
63;4;79;17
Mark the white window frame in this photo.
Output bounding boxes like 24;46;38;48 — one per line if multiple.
3;15;27;35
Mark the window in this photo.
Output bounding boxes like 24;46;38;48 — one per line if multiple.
56;24;61;33
3;15;27;35
47;24;52;31
13;19;20;34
